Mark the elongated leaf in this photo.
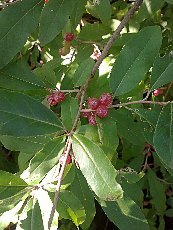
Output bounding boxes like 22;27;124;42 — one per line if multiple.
0;135;53;154
57;190;86;227
0;90;64;137
72;134;123;201
71;169;96;230
153;104;173;169
39;0;75;45
110;26;162;96
0;0;43;69
94;0;112;24
23;137;64;184
0;171;28;200
147;169;166;214
100;196;150;230
134;0;164;22
151;54;173;90
110;109;145;145
0;61;46;94
97;117;119;158
35;188;58;230
16;198;44;230
71;0;87;28
73;58;95;87
61;96;78;131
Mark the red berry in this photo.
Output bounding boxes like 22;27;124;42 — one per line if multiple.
53;92;65;103
87;97;100;110
99;93;113;106
47;91;65;106
66;155;71;164
153;89;164;96
64;32;75;42
44;0;48;3
96;105;108;118
88;114;97;126
82;111;91;118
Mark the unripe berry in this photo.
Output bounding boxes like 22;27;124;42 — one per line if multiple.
87;97;100;110
96;105;108;118
153;89;164;96
99;93;113;106
88;114;97;126
64;32;75;42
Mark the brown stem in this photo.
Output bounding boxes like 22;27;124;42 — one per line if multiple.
80;100;171;113
48;137;72;230
48;1;143;229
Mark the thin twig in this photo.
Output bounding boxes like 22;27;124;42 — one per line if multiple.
80;100;172;112
48;137;72;230
48;1;143;229
91;0;143;77
76;39;103;48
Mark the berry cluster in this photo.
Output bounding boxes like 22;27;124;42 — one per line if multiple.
47;91;65;106
59;32;75;56
82;93;113;126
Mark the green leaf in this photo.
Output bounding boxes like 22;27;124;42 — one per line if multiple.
110;26;162;96
73;58;95;87
71;0;87;28
165;0;173;4
0;135;53;154
35;188;59;230
147;169;166;214
110;109;145;145
72;134;123;201
97;117;119;158
23;137;64;184
153;104;173;169
86;0;112;24
0;171;28;200
16;198;44;230
58;190;86;227
39;0;75;45
100;196;150;230
61;96;78;131
0;0;43;69
0;61;46;94
0;89;64;137
151;54;173;90
71;169;96;230
134;0;164;22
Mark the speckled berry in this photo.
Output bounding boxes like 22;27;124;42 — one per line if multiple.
82;111;91;118
64;32;75;42
88;114;97;126
47;91;65;106
99;93;113;106
87;97;100;110
96;105;108;118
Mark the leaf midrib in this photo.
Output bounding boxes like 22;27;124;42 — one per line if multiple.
73;135;119;200
0;0;42;43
